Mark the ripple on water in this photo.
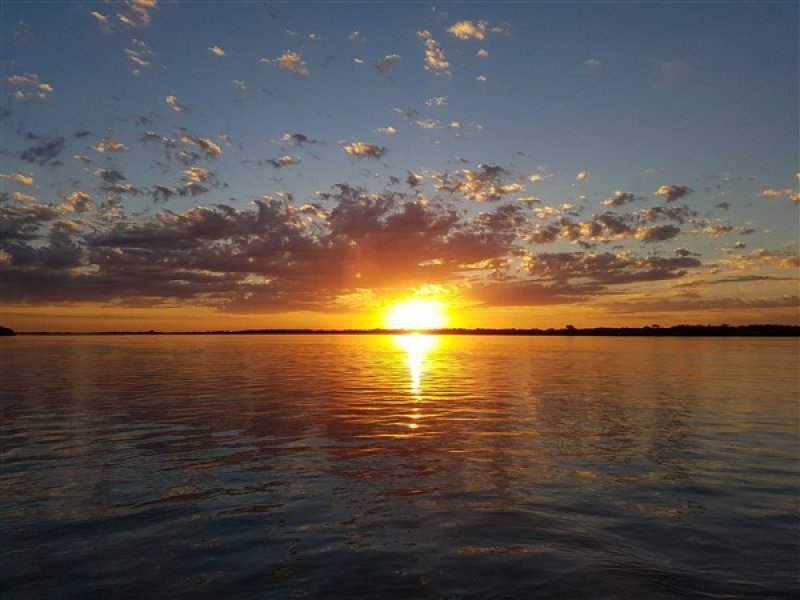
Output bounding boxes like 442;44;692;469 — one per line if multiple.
1;334;798;598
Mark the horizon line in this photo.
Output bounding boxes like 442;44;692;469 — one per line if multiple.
3;324;799;337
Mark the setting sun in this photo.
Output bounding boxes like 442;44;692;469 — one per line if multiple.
385;300;448;331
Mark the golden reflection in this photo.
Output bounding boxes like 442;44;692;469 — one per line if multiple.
392;334;440;398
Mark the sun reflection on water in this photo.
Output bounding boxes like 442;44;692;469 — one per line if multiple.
392;334;440;398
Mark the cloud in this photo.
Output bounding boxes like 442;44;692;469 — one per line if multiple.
280;132;316;146
576;171;590;181
7;73;53;100
374;54;401;74
377;126;397;135
526;251;701;285
633;224;681;242
209;45;225;57
758;188;794;198
603;191;639;206
637;205;696;224
92;138;129;153
93;168;127;184
165;95;189;113
12;192;37;203
434;164;525;202
262;155;300;168
426;96;448;107
64;192;92;213
447;20;487;40
721;248;800;271
90;11;111;30
604;295;798;314
416;119;439;130
655;184;692;202
125;39;154;75
584;58;601;68
262;51;309;76
20;136;65;166
179;134;222;157
15;21;38;37
117;0;158;27
341;141;386;159
407;172;423;187
0;173;35;186
465;280;598;307
417;30;450;73
477;49;489;58
476;75;487;82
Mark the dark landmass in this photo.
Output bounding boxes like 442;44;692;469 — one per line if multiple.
0;326;16;336
11;324;800;336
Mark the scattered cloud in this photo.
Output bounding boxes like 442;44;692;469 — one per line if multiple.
655;184;692;202
758;188;795;199
262;155;300;168
209;45;225;57
179;134;223;157
341;141;386;159
434;164;525;202
1;173;35;186
20;136;65;167
7;73;53;101
374;54;401;74
280;132;316;146
448;20;487;40
92;138;129;153
418;30;450;74
603;191;640;206
576;171;589;181
125;39;154;75
262;51;309;76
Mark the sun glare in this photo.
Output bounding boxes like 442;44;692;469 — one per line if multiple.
385;299;447;331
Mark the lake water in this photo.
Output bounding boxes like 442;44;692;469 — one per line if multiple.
1;334;798;598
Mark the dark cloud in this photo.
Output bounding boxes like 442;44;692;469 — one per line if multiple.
280;132;316;146
526;251;700;285
603;191;639;206
20;135;65;166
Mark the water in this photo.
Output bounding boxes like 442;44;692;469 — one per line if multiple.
1;334;798;599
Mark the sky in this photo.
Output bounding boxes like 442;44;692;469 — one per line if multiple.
0;0;798;331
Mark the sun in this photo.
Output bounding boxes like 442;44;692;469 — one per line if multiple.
385;299;448;331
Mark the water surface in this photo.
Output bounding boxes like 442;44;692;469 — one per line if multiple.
1;335;798;598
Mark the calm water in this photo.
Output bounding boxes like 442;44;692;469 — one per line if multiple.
1;335;798;599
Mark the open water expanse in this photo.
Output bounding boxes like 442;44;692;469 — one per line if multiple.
1;334;798;599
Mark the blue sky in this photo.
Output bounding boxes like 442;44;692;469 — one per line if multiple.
1;1;798;330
